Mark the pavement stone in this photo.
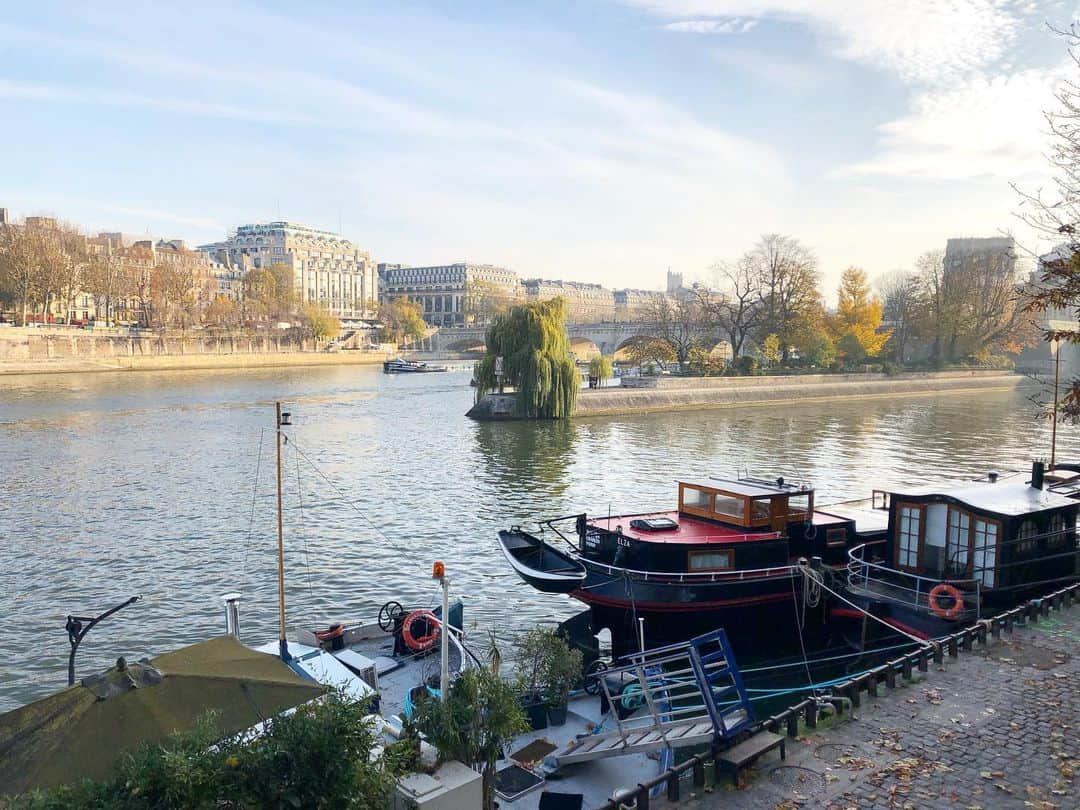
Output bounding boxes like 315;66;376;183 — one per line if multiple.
661;606;1078;810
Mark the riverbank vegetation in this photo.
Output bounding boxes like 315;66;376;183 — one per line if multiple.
474;297;580;418
631;231;1034;378
3;696;395;809
0;224;342;343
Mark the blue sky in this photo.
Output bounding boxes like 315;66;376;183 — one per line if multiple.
1;1;1075;293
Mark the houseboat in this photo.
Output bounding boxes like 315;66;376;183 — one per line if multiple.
499;475;889;655
835;461;1080;641
382;358;448;374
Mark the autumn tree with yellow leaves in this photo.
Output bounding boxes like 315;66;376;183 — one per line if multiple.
828;267;890;363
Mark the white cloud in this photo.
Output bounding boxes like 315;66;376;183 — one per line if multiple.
625;1;1030;84
662;18;756;33
837;65;1064;180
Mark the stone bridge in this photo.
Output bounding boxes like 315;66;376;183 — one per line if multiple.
426;322;659;355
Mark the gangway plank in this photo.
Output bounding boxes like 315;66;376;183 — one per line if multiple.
549;629;753;769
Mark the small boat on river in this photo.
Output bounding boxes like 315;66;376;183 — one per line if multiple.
499;474;890;655
383;357;448;374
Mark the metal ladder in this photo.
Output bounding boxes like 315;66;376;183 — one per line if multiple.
551;628;753;767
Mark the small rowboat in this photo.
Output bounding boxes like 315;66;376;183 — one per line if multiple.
498;529;586;594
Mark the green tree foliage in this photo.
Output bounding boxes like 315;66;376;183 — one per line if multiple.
378;297;427;344
412;669;528;810
463;279;514;326
474;297;580;419
588;354;614;385
798;326;837;368
302;305;341;343
8;696;391;809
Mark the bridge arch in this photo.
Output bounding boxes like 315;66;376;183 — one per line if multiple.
569;337;602;360
444;337;487;353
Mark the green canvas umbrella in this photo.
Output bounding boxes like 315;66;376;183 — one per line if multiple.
0;635;326;796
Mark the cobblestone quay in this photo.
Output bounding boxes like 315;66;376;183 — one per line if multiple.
669;608;1077;810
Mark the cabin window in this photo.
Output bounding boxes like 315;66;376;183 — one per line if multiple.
1048;514;1067;550
897;504;923;569
972;518;999;588
682;487;712;510
946;507;971;575
826;527;847;548
788;493;810;518
1016;520;1038;555
689;550;732;571
750;499;771;521
712;493;745;521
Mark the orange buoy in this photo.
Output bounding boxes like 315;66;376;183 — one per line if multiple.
401;609;440;652
928;583;965;619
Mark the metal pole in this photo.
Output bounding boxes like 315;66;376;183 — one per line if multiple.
276;402;289;661
440;573;450;702
1051;341;1061;469
66;595;140;686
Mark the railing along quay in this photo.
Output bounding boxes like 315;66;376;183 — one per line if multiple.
596;580;1080;810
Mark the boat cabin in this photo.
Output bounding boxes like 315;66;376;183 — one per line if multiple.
579;476;868;574
878;463;1079;592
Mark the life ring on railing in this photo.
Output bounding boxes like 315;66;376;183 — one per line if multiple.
314;623;345;643
401;609;440;652
928;583;965;619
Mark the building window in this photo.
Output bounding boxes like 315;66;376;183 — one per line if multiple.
689;550;732;571
1016;520;1038;555
897;504;922;570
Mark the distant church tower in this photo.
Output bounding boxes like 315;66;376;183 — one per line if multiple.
666;269;684;296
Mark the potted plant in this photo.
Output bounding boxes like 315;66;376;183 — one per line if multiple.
513;628;583;728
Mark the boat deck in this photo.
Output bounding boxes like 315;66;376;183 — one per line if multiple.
497;693;670;808
588;511;774;545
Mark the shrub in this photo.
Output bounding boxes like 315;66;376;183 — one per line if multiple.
7;696;392;809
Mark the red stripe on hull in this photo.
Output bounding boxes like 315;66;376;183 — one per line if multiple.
573;590;792;612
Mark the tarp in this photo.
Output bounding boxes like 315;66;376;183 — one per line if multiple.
0;635;325;796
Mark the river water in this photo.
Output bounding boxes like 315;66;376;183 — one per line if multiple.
0;367;1072;712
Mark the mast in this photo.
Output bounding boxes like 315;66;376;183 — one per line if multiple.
276;402;290;661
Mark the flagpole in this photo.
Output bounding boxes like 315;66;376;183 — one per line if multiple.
276;402;290;661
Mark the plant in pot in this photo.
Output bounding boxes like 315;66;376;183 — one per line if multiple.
513;627;583;728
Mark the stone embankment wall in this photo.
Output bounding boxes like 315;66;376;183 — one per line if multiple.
577;370;1023;416
0;327;392;374
468;370;1025;420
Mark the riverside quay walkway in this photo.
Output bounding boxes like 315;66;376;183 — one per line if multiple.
602;584;1078;810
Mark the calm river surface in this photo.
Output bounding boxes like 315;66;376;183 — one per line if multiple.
0;367;1072;711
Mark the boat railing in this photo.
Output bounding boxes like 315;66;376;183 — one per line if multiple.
583;557;797;584
846;542;982;621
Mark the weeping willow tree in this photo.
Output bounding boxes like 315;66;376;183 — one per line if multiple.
475;297;580;419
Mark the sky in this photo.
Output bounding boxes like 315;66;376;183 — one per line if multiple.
1;1;1077;293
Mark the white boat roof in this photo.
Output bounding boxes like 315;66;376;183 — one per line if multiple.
890;480;1077;516
816;499;890;533
253;641;376;701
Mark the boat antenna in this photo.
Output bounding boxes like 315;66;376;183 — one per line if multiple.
276;402;292;661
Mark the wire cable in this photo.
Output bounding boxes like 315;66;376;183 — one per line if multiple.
240;428;266;589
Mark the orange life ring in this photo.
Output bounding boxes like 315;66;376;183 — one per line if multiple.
928;583;965;619
401;609;440;652
315;624;345;643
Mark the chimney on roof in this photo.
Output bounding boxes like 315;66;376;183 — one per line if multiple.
1031;459;1046;490
988;471;999;483
0;208;8;225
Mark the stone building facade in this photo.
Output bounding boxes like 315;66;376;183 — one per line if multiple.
198;221;377;319
522;278;617;322
613;288;666;321
380;262;521;327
